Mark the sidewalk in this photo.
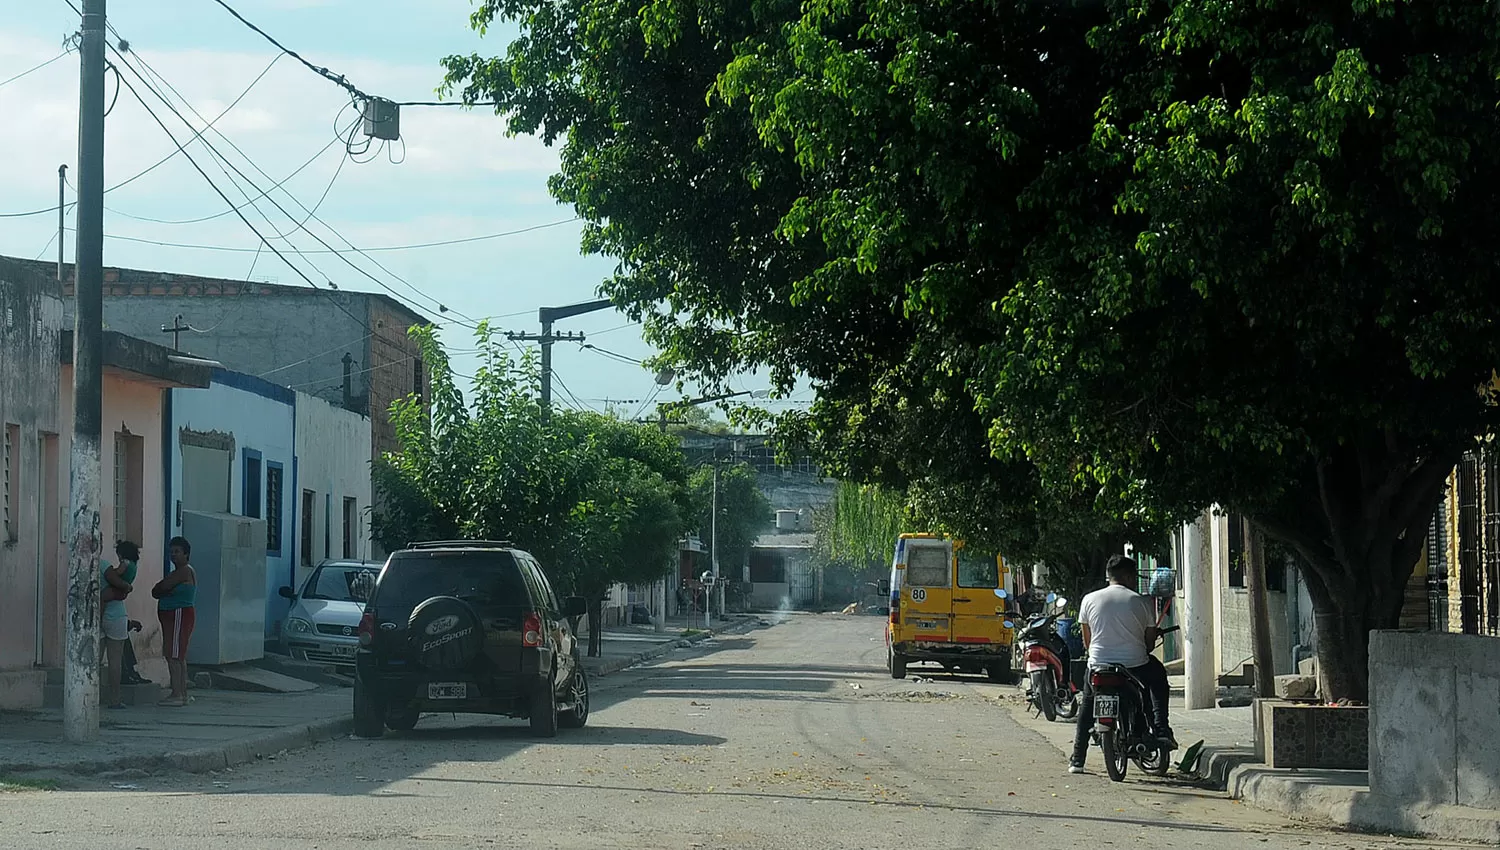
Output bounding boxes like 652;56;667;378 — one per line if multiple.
0;687;351;778
998;675;1500;844
0;613;759;780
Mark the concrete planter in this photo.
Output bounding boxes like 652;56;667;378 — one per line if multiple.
1254;698;1368;769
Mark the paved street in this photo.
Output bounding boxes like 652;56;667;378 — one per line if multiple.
1;616;1464;849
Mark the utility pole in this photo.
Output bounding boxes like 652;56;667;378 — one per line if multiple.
506;298;610;420
708;460;718;631
65;0;107;744
162;314;189;350
57;165;67;281
1244;516;1277;698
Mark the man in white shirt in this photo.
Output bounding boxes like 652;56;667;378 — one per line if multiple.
1069;555;1174;773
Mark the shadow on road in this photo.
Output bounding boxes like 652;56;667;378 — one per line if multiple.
386;724;727;748
406;774;1268;836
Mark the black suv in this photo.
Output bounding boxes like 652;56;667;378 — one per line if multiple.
352;540;591;738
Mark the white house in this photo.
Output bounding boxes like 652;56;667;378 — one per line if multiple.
292;391;372;588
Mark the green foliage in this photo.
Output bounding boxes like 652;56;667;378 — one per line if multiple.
441;0;1500;699
372;325;692;610
816;482;907;571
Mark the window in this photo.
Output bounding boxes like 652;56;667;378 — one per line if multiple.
265;462;284;555
242;449;262;519
957;552;1000;588
112;431;144;544
343;497;358;559
300;490;316;567
905;544;950;588
373;551;527;611
412;357;424;401
3;423;17;542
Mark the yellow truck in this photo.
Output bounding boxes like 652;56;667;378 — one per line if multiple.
884;533;1018;683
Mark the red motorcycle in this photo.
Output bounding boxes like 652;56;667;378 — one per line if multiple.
1003;592;1078;722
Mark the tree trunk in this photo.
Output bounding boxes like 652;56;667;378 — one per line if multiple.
1256;439;1458;704
587;597;604;658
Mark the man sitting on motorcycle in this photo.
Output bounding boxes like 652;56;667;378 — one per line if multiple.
1069;554;1175;773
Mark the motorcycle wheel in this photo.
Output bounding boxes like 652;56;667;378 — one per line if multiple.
1055;685;1079;720
1139;746;1171;776
1029;670;1057;722
1100;731;1128;782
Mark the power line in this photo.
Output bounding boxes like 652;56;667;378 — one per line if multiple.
257;332;374;378
63;218;581;254
206;0;498;107
99;128;345;225
578;343;644;365
0;51;282;219
112;46;454;324
110;59;372;333
0;48;71;89
551;370;597;413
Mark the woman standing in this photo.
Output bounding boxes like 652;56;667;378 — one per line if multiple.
101;540;139;710
152;536;197;707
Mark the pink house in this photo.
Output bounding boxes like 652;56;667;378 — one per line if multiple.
0;257;209;708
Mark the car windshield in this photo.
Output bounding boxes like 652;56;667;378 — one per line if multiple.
373;551;528;610
303;564;379;603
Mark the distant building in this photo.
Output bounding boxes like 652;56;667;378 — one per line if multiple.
1;256;431;464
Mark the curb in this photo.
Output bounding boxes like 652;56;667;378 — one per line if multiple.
0;716;353;778
1220;764;1500;845
582;617;759;678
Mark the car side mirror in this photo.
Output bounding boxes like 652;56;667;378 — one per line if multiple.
877;580;891;596
563;596;588;618
278;586;295;600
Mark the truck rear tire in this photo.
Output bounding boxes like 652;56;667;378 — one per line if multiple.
888;647;908;680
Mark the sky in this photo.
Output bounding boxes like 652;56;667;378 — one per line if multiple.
0;0;800;419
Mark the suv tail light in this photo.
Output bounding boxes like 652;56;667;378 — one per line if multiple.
357;611;376;647
522;612;543;647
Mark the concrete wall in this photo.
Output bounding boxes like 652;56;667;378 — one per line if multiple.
169;371;295;638
1209;511;1294;676
1370;630;1500;810
292;392;372;586
55;367;170;677
0;259;63;687
66;288;370;412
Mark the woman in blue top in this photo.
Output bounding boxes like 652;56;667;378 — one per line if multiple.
152;536;197;707
101;541;139;710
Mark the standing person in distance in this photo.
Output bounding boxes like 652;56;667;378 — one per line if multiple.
152;536;197;707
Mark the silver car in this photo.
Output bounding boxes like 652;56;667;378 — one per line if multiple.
279;560;382;669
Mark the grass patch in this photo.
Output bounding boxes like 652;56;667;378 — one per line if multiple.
0;776;59;792
680;628;706;638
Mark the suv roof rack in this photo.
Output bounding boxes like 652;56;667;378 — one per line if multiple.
405;539;516;550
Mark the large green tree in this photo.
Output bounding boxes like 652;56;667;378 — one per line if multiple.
373;326;693;655
443;1;1500;700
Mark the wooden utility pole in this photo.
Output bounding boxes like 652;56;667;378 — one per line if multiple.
1243;516;1277;698
162;314;190;350
57;165;67;281
65;0;107;743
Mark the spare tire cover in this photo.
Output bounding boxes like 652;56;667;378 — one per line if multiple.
408;596;484;670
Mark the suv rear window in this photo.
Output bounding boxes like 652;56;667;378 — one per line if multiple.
905;544;950;588
373;550;529;609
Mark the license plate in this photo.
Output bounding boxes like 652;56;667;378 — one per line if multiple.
427;682;467;700
1094;694;1119;718
329;645;354;658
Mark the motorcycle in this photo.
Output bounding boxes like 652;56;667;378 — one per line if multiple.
1001;591;1077;722
1088;624;1181;782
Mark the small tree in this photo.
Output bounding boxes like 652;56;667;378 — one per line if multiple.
689;463;771;590
373;326;694;656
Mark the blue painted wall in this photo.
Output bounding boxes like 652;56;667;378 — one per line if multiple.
167;369;296;640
